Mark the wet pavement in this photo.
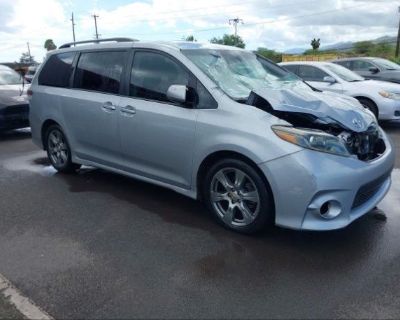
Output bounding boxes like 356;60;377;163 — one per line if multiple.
0;123;399;319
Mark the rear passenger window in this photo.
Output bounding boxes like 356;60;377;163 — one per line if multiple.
130;51;189;103
38;52;75;87
74;51;127;94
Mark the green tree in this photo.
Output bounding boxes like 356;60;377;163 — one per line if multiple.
310;38;320;51
19;52;35;64
184;35;196;42
353;41;374;55
256;47;282;63
44;39;57;51
210;34;245;48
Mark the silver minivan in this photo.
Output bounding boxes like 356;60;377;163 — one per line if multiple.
29;39;394;233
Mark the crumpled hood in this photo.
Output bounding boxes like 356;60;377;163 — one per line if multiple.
252;81;375;133
0;84;28;107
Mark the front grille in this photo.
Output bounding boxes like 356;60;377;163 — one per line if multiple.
352;172;391;209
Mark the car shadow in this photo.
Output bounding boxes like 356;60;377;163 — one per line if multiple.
29;155;386;271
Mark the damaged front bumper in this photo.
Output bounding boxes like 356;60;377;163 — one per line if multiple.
259;132;395;231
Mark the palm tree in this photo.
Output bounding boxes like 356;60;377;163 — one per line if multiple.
310;38;321;51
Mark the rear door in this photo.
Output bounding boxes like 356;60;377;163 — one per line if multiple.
63;50;128;166
117;50;199;188
298;65;343;93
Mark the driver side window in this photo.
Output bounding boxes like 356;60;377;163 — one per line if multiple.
130;51;189;103
352;60;374;71
298;65;328;82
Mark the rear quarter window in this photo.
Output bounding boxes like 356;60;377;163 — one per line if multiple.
38;52;75;87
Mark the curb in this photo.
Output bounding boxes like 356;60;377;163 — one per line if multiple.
0;273;53;320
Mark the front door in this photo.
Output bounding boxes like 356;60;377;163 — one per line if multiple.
298;65;343;93
118;50;198;188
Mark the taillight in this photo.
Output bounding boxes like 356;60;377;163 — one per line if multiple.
27;89;33;97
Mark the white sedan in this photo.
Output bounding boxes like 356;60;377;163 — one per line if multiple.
279;61;400;120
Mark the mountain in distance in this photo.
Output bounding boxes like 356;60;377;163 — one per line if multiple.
284;35;396;54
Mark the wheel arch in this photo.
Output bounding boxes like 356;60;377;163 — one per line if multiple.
41;119;61;150
195;150;275;215
353;96;379;117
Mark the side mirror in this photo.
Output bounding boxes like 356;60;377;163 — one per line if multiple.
166;84;187;104
323;76;336;84
369;67;379;74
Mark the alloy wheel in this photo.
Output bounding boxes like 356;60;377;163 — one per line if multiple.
210;167;260;227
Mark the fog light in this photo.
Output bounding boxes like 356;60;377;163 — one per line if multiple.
319;200;342;219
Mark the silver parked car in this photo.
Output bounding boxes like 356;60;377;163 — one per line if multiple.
0;65;29;131
333;57;400;84
29;39;394;233
280;61;400;120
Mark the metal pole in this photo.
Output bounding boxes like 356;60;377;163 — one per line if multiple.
92;14;99;40
396;6;400;57
26;42;32;62
71;12;76;43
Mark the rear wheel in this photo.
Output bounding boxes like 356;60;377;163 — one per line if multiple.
203;158;274;234
357;98;379;119
45;125;80;173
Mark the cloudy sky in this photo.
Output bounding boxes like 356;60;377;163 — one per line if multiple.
0;0;397;62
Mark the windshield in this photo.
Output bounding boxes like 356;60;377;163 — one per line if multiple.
182;49;299;100
324;63;365;82
373;58;400;70
0;68;22;85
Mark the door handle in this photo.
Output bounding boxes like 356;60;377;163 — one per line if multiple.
102;101;116;112
120;105;136;115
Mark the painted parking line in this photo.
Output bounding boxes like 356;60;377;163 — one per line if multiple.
0;273;53;320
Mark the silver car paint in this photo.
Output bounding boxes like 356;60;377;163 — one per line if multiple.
29;42;395;230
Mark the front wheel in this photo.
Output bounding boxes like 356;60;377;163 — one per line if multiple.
203;159;274;234
45;125;81;173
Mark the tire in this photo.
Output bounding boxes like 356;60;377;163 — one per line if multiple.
203;158;274;234
45;124;80;173
357;98;379;119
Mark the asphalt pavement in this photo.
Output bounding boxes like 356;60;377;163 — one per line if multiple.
0;123;399;319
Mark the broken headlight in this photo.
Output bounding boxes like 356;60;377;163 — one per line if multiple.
272;125;351;157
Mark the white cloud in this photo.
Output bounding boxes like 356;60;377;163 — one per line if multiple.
0;0;397;62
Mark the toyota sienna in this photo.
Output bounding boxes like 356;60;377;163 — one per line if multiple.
29;39;394;233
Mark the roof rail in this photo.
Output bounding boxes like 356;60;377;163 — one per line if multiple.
59;37;138;49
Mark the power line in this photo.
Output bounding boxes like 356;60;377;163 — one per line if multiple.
103;0;320;27
133;3;370;37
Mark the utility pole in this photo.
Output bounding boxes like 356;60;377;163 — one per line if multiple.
71;12;76;43
92;14;100;40
26;42;32;63
229;17;244;37
396;6;400;57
